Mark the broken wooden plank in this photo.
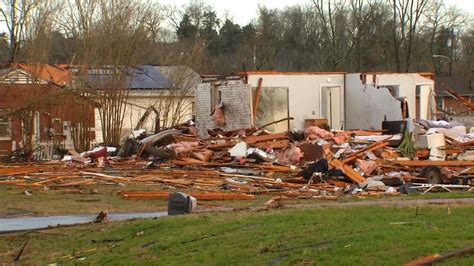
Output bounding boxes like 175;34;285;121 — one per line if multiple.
218;172;276;181
330;159;367;185
206;142;236;150
343;139;390;164
121;191;256;200
28;176;67;187
0;180;26;185
80;171;129;181
173;134;199;143
445;135;474;147
392;160;474;167
245;132;288;144
253;139;290;149
0;166;40;175
252;77;263;125
49;179;96;187
172;158;206;165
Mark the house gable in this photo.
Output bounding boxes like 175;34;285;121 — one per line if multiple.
0;69;49;85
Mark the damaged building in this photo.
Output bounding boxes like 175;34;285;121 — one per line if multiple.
77;65;201;144
345;73;436;130
195;71;437;137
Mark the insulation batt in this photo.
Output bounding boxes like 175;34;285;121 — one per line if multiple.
305;126;334;140
276;144;303;165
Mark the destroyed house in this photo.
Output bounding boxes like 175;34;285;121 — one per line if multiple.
344;72;436;130
82;65;201;143
195;71;436;137
0;64;95;159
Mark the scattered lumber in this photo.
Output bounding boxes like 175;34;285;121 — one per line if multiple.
0;166;40;175
121;191;256;200
245;132;288;144
343;139;390;163
330;159;367;185
392;160;474;167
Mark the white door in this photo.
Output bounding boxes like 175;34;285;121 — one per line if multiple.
417;85;432;120
321;86;342;130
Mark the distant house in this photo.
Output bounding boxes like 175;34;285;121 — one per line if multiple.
435;72;474;127
0;64;95;158
81;65;201;143
435;73;474;114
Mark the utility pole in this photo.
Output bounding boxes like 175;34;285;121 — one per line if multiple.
448;28;454;76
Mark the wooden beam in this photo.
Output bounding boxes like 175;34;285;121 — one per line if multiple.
392;160;474;167
253;139;290;149
0;166;40;175
330;159;367;185
343;139;390;164
121;191;256;200
245;132;288;144
252;78;263;125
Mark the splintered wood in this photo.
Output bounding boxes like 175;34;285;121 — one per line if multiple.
1;118;473;202
0;160;341;200
121;191;256;200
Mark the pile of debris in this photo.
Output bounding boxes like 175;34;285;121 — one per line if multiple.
1;118;473;201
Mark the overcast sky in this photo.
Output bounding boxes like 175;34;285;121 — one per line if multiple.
160;0;474;26
0;0;471;33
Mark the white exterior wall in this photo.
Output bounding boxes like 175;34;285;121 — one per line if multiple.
373;73;434;120
345;74;402;129
94;91;194;143
345;73;435;130
246;74;345;130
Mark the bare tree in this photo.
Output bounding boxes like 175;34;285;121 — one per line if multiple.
23;0;63;63
140;32;206;131
60;0;160;146
347;0;382;71
312;0;354;70
389;0;428;72
0;0;36;63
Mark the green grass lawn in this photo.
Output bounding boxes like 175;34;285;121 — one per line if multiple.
1;180;473;217
0;184;271;216
337;190;474;202
1;205;473;265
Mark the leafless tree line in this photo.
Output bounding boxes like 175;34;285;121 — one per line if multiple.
0;0;206;148
0;0;472;149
